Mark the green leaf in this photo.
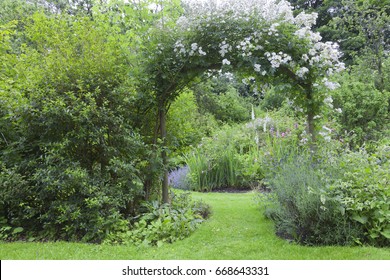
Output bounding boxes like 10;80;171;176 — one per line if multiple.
157;240;164;247
12;227;24;234
380;228;390;239
352;214;368;224
369;232;379;239
338;206;346;216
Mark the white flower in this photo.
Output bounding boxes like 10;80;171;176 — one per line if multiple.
266;51;291;69
324;96;333;108
309;48;316;56
335;108;342;114
191;43;198;51
296;67;309;78
222;58;231;65
219;40;231;57
335;62;346;73
294;11;318;28
324;80;340;90
254;45;263;50
255;135;259;145
198;47;206;56
322;125;332;133
254;64;261;72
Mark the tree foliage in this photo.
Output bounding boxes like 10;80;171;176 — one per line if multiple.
0;7;162;242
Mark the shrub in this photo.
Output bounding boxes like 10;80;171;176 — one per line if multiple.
0;12;165;243
106;192;211;246
261;152;361;246
167;89;218;161
260;86;286;111
193;78;251;124
0;164;28;241
260;141;390;247
332;73;389;147
0;150;146;243
327;147;390;246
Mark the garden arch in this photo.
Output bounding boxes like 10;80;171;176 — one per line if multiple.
144;0;345;203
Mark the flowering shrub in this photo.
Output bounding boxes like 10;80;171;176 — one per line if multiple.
145;0;346;149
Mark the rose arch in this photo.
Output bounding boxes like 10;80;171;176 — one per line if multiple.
143;0;345;202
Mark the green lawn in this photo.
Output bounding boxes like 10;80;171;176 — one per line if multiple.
1;191;389;260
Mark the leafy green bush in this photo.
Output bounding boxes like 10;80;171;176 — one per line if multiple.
327;147;390;246
260;152;361;246
193;78;251;124
260;141;390;247
332;73;389;147
260;86;287;111
0;12;162;243
0;152;145;243
167;89;218;160
106;192;211;246
0;164;27;240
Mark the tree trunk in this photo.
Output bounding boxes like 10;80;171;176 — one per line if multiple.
376;48;384;92
305;86;317;145
307;110;316;144
159;105;169;204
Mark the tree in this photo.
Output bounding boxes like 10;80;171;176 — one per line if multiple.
0;9;161;242
0;0;39;24
328;0;389;91
310;0;390;73
0;22;20;150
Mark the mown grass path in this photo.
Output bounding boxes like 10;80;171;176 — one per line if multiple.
1;192;389;259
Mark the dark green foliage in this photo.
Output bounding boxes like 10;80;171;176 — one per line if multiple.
332;73;389;147
167;89;218;160
0;12;161;243
261;143;390;247
327;146;390;246
105;192;211;246
0;82;151;243
192;77;251;124
260;86;286;111
28;158;141;242
261;152;361;246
